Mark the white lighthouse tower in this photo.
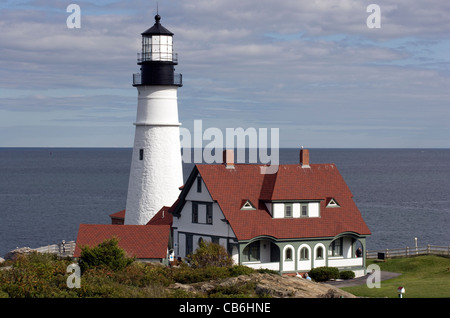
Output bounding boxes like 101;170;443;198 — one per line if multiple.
125;14;183;225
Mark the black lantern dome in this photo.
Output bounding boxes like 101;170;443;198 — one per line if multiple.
133;15;182;87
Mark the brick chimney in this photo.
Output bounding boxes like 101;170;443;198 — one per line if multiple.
223;149;234;169
300;147;310;168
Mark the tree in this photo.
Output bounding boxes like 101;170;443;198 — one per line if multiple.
187;240;232;268
79;237;134;273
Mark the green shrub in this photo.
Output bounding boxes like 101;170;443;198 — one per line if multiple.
78;237;134;273
171;263;230;284
228;265;255;277
339;270;355;280
308;266;340;282
186;241;233;268
0;252;74;298
256;268;280;275
209;281;258;298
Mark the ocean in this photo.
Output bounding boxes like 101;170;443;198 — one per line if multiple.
0;148;449;257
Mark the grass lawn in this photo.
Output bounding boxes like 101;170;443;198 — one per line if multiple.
342;255;450;298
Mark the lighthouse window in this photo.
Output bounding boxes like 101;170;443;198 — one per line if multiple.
139;149;144;160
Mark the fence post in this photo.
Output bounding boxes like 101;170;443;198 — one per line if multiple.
427;244;430;255
386;248;389;259
406;246;409;257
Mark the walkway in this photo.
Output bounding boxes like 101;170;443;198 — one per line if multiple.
324;271;401;288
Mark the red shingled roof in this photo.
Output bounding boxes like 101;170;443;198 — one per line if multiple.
146;206;173;225
191;163;371;241
109;209;125;219
74;224;170;259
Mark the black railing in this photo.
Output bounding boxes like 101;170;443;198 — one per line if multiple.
137;52;178;63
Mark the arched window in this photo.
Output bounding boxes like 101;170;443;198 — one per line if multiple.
300;247;309;260
316;246;324;259
243;242;260;262
285;247;293;261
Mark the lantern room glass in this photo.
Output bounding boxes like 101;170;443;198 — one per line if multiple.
142;35;173;62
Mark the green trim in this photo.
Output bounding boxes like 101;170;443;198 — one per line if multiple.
238;235;369;274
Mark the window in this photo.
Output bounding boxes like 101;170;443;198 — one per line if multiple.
301;204;308;217
192;202;213;225
241;200;256;210
284;204;293;218
329;238;343;256
285;247;293;261
139;148;144;160
206;204;213;224
197;176;202;193
192;203;198;223
326;198;340;208
186;234;193;256
316;246;324;259
300;247;309;260
243;242;260;262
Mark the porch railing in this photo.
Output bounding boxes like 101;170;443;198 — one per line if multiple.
243;261;280;271
328;256;363;267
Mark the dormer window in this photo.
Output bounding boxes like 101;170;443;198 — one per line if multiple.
272;202;320;218
326;198;340;208
241;200;256;210
284;204;293;218
301;204;308;217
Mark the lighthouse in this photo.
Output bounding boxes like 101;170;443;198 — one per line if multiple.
124;14;183;225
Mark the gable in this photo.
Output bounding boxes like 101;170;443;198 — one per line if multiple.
185;174;213;202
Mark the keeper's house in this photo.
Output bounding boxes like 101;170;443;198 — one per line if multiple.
169;149;371;276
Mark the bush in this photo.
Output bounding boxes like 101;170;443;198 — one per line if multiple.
308;266;340;282
0;252;74;298
228;265;255;277
171;263;231;284
186;241;232;268
339;270;355;280
78;237;134;273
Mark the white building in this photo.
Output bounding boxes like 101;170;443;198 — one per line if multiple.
169;149;371;276
124;14;183;225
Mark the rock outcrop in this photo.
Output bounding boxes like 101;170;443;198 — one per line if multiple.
169;272;355;298
4;247;35;261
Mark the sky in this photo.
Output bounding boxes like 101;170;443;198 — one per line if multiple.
0;0;449;148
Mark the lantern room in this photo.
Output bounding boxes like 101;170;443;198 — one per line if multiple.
133;14;182;87
139;14;176;63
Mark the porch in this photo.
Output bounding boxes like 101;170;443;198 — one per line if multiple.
238;234;367;275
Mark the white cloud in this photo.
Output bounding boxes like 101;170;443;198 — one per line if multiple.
0;0;449;147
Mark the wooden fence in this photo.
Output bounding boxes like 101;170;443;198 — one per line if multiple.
34;241;76;258
366;245;450;259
